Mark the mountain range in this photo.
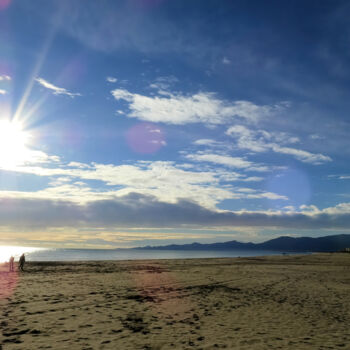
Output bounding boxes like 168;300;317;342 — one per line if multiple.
135;234;350;252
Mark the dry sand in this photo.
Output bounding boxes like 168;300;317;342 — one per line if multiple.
0;253;350;349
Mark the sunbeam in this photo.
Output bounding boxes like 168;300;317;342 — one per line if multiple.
12;11;63;126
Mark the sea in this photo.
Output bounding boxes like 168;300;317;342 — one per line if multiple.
0;246;306;263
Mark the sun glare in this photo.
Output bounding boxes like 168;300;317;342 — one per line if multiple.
0;120;31;168
0;246;42;263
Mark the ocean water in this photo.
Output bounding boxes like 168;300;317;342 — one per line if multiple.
0;246;305;263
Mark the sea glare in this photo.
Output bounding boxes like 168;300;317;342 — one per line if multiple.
0;246;305;263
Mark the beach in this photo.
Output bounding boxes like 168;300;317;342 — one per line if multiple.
0;253;349;349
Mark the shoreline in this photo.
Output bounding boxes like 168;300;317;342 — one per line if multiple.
0;249;313;264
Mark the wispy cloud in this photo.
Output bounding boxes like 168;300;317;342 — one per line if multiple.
185;152;279;173
193;139;224;147
222;56;231;64
106;76;117;83
0;75;11;81
186;153;253;169
149;76;179;91
35;78;81;98
226;125;331;164
112;88;286;125
271;146;331;164
328;175;350;180
0;89;7;95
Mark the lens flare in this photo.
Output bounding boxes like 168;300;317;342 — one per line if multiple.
126;122;166;154
0;268;18;300
129;261;191;317
0;0;11;11
0;246;41;300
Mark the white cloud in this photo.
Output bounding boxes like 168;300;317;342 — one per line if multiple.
0;75;11;81
258;192;287;200
186;153;252;169
226;124;331;164
0;149;288;209
35;78;81;98
106;76;117;83
242;176;264;182
300;202;350;215
271;145;331;164
227;125;267;152
236;188;256;193
322;202;350;214
149;76;179;92
193;139;223;147
67;161;92;169
328;175;350;180
0;89;7;95
185;152;274;173
112;88;285;125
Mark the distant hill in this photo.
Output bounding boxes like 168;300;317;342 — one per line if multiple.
134;234;350;252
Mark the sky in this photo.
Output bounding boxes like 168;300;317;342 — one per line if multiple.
0;0;349;248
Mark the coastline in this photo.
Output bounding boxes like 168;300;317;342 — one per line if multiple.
1;253;349;349
1;247;310;263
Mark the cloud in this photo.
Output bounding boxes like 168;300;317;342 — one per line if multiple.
241;176;264;182
222;57;231;64
0;193;349;230
185;152;277;173
226;124;331;164
106;76;117;83
310;134;323;140
0;150;286;208
35;78;81;97
328;175;350;180
149;76;179;91
0;75;11;95
271;146;331;164
112;88;285;125
0;75;11;81
194;139;217;146
30;0;225;59
193;139;224;147
67;161;92;169
186;153;253;169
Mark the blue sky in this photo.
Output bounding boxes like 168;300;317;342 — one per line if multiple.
0;0;349;248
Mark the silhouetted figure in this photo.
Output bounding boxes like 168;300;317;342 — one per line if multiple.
9;256;14;272
19;253;25;272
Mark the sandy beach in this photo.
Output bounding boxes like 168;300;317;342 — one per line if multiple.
0;253;349;349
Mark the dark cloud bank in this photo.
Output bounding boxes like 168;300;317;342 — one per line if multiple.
0;193;349;230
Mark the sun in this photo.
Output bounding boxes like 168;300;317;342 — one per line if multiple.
0;120;31;168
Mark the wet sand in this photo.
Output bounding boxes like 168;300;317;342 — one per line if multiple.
0;253;350;349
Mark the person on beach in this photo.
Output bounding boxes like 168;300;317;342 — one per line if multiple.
9;256;14;272
19;253;25;272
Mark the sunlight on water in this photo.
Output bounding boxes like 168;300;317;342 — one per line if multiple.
0;246;44;263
